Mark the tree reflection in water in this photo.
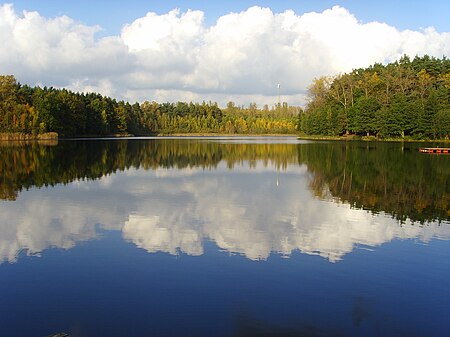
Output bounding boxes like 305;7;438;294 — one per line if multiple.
0;138;448;264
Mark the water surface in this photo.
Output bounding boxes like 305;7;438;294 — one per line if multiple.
0;137;449;337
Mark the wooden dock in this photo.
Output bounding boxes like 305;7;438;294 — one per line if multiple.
419;147;450;154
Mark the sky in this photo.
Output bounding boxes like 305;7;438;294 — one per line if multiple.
1;1;450;106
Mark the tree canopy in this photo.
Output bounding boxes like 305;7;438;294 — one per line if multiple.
0;75;300;137
299;55;450;139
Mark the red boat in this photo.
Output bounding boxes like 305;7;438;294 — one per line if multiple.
419;147;450;154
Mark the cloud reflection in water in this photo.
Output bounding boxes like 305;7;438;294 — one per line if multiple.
0;161;448;264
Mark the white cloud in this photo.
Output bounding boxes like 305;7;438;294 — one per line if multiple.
122;9;205;53
1;4;450;106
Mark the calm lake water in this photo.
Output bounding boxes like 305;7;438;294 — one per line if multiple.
0;137;449;337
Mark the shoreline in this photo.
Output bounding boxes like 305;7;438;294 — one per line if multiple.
0;132;58;141
297;135;450;143
1;132;448;142
0;132;59;145
159;133;297;137
61;133;299;140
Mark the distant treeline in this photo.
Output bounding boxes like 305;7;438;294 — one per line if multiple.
0;75;299;137
300;55;450;139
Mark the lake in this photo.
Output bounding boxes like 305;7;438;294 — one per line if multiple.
0;137;449;337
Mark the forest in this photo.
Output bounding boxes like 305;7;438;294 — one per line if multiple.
1;55;449;139
0;75;298;137
300;55;450;139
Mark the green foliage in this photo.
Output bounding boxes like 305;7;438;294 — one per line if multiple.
301;55;450;139
349;97;380;135
0;75;301;137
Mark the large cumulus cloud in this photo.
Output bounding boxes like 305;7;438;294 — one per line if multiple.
1;4;450;105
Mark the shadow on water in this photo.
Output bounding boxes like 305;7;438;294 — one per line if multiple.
351;297;371;327
233;317;347;337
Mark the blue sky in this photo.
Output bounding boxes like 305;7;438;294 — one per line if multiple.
1;1;450;105
9;0;450;33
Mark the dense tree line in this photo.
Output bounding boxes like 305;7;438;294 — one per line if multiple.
139;101;299;134
300;55;450;139
0;75;144;137
0;75;299;137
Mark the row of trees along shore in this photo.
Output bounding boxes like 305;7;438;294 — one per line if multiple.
1;55;449;139
300;55;450;139
0;74;298;138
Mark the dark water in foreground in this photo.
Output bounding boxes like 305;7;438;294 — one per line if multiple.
0;137;449;337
